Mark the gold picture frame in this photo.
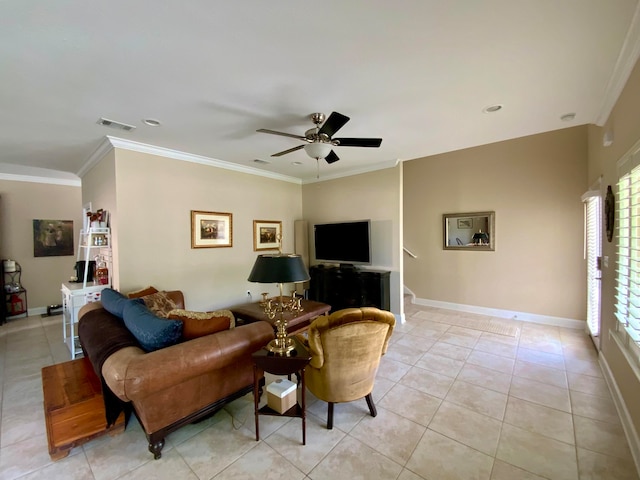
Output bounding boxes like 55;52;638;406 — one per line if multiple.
191;210;233;248
253;220;282;251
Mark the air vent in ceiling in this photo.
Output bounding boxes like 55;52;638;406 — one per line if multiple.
97;117;136;132
253;159;271;165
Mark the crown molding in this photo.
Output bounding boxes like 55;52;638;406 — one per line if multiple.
301;159;400;184
595;2;640;126
78;136;303;184
0;173;81;187
78;136;399;185
76;136;115;178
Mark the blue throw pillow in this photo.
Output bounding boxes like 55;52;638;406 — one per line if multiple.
101;288;137;318
122;301;182;352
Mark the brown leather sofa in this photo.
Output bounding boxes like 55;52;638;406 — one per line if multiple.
77;291;274;459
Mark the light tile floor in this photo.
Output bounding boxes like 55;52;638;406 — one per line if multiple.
0;300;639;480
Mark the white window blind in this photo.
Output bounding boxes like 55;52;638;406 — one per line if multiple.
615;164;640;343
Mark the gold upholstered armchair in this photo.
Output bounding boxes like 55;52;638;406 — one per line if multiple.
305;307;395;429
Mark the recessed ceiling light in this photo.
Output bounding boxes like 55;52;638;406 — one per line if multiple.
482;104;503;113
143;119;161;127
291;161;303;166
560;113;576;122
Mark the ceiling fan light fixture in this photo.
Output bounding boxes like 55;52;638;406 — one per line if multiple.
304;142;332;159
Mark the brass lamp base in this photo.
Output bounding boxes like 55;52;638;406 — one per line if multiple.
265;336;295;355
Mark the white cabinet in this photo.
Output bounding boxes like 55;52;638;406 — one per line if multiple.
61;283;107;359
61;227;112;358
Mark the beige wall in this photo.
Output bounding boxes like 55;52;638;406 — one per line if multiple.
0;180;82;311
82;149;303;311
301;166;403;317
404;126;588;321
588;58;640;434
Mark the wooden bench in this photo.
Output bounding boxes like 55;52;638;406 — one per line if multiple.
42;357;125;460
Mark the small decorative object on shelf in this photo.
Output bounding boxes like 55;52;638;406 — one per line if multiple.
94;255;109;285
86;209;108;230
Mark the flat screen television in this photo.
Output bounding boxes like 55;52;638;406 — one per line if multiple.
313;220;371;266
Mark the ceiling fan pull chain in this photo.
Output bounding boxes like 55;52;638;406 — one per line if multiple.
316;158;320;179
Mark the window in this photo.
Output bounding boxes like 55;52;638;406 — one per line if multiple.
614;142;640;367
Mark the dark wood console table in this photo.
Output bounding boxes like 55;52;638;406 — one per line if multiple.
230;299;330;335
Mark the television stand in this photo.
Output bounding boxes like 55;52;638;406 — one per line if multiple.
338;263;356;270
309;265;390;312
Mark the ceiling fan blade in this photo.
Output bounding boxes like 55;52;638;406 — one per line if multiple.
257;128;306;141
334;137;383;148
318;112;350;137
325;150;340;164
271;144;304;157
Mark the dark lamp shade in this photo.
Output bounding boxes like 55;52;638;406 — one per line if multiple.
473;232;489;242
248;254;310;284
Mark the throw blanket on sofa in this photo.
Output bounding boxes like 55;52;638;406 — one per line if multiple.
78;309;139;427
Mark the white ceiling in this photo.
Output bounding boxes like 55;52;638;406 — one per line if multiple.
2;1;640;183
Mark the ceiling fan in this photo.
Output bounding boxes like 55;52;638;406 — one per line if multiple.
256;112;382;164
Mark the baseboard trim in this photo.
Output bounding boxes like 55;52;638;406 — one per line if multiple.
28;306;47;317
413;297;584;329
599;351;640;475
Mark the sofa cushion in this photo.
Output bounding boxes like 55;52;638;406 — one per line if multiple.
140;291;178;318
122;301;183;352
126;286;159;299
101;288;141;318
167;309;235;340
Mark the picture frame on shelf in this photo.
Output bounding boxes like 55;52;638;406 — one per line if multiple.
191;211;233;248
253;220;282;251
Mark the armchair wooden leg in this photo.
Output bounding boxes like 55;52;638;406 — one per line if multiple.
327;402;334;430
365;394;377;417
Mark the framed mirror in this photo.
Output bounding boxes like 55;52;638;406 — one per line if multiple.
443;211;495;251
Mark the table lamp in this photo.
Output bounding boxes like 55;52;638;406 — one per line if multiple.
248;253;310;354
472;230;489;245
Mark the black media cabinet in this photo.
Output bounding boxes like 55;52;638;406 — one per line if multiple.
308;265;390;312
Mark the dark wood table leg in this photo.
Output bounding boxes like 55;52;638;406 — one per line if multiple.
301;367;306;445
253;364;260;441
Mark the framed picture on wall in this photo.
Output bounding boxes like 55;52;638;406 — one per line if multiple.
253;220;282;251
191;211;233;248
33;220;74;257
457;218;473;229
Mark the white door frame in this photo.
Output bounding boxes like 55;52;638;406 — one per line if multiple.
582;178;603;349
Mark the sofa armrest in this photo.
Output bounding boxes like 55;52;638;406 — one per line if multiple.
105;321;274;401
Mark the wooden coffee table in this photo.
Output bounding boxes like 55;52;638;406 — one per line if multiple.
230;299;330;335
42;357;125;460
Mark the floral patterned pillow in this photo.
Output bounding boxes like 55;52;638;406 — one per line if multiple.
140;291;178;318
